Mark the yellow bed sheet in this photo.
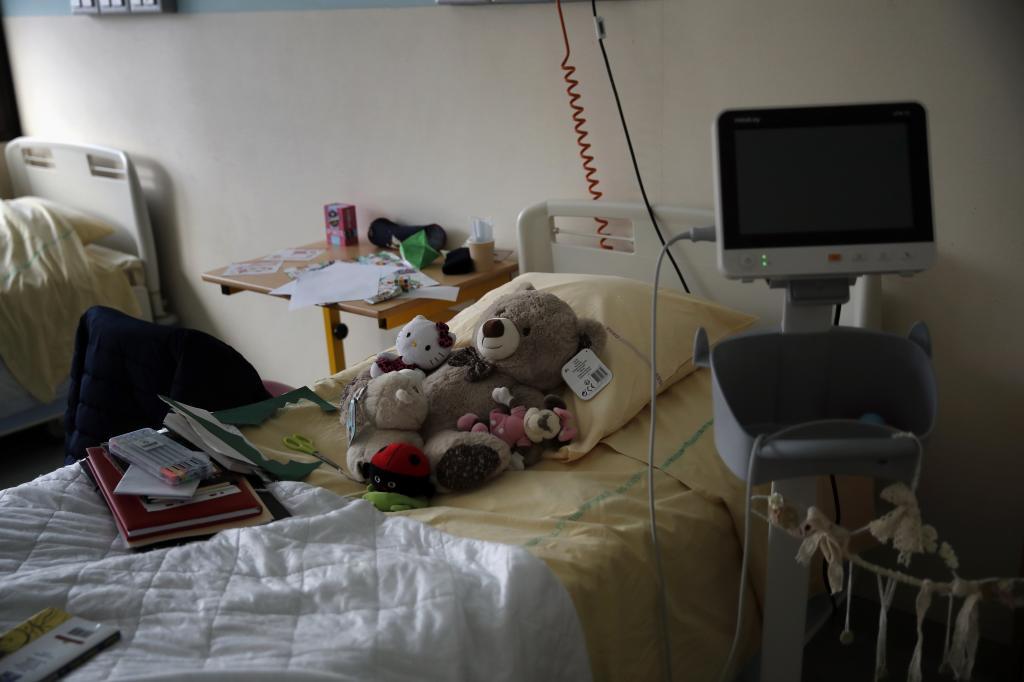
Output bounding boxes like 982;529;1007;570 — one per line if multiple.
0;199;140;402
242;364;773;681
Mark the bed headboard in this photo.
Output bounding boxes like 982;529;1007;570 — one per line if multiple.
4;137;169;320
516;199;881;330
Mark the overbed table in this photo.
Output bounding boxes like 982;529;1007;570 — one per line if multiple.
202;241;518;373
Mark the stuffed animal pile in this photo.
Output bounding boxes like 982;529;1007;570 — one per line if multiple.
342;284;603;497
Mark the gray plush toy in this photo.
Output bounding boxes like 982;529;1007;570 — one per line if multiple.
420;285;605;492
345;368;429;483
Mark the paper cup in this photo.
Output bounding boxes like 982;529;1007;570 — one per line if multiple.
468;240;495;271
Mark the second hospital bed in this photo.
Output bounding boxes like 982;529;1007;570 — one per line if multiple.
0;138;171;438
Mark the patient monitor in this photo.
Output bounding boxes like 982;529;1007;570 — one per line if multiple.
714;102;935;282
700;102;939;681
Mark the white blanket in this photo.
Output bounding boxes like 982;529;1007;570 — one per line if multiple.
0;467;590;681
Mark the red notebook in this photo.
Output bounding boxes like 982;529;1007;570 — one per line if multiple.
84;447;263;541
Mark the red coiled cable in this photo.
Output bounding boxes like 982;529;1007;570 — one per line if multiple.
556;0;613;249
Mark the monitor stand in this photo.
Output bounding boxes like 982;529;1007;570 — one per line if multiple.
759;276;852;681
769;276;854;333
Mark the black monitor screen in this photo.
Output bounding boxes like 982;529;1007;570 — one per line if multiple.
718;103;933;249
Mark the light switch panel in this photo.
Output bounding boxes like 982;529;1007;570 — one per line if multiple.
71;0;99;15
98;0;130;14
129;0;176;12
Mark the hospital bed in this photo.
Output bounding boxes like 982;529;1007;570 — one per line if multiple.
0;138;171;438
0;190;883;680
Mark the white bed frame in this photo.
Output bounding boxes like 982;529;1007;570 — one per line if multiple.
5;138;170;323
0;138;170;438
517;199;880;330
517;199;881;681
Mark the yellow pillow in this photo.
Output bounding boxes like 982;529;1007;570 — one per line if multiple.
443;272;756;460
12;196;116;245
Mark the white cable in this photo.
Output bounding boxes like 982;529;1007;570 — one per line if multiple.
648;230;696;682
719;435;761;681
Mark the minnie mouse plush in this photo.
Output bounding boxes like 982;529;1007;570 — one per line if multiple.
370;315;456;378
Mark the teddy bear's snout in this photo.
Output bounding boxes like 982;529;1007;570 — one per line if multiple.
477;318;521;361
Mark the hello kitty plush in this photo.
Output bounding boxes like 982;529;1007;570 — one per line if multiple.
370;315;456;379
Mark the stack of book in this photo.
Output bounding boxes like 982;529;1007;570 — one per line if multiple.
81;443;288;550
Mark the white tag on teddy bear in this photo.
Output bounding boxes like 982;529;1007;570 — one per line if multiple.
561;348;612;401
345;384;367;445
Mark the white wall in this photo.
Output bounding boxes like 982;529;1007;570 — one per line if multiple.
6;0;1024;637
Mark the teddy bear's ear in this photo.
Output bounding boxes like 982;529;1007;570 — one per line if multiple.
577;318;607;353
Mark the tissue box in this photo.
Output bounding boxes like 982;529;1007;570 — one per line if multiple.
324;203;358;247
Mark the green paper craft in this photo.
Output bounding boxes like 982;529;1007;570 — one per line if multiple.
161;396;321;481
214;386;337;427
398;229;440;269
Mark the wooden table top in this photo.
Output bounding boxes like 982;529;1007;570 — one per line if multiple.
202;241;518;326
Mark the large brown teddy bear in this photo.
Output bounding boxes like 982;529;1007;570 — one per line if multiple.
420;285;605;492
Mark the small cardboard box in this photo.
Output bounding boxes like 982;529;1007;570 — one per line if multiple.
324;203;358;247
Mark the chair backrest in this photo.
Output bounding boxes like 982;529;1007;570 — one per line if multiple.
65;306;271;464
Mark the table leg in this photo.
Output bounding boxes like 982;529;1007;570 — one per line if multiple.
322;307;347;375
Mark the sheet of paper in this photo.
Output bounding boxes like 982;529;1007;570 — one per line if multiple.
285;260;336;280
269;280;296;297
262;248;324;261
398;286;460;302
160;397;322;481
222;261;282;276
164;412;254;467
270;261;339;297
405;270;439;287
356;252;410;268
287;261;402;310
114;464;200;498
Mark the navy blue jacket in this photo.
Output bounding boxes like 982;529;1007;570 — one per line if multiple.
65;306;271;464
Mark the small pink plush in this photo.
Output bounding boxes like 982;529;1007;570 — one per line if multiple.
456;391;578;447
552;407;577;442
456;413;488;434
456;407;531;449
489;406;532;449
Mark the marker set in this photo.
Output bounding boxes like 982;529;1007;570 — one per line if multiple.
108;428;214;486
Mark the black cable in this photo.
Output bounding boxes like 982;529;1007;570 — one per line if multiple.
590;0;690;295
830;475;841;526
824;304;844;612
829;306;842;529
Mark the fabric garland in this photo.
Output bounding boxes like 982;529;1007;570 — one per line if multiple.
795;506;848;594
948;580;981;680
874;575;897;681
907;579;933;682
